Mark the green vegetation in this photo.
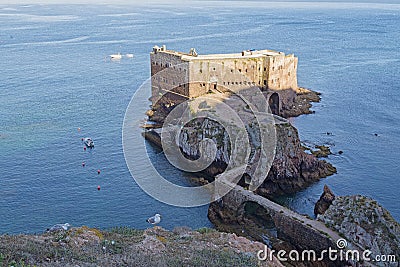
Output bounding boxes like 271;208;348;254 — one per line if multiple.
0;226;262;267
196;227;217;234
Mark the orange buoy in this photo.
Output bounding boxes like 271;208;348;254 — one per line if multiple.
83;146;86;151
97;185;101;191
97;169;101;174
78;127;81;131
82;162;85;167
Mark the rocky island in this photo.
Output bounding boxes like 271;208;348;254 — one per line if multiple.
142;46;399;266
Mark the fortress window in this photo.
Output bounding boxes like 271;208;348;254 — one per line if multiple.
288;72;291;76
264;80;267;85
223;82;226;85
239;69;242;72
272;67;275;71
200;69;202;73
213;84;217;89
155;62;158;66
236;82;238;85
245;69;248;72
212;67;216;71
239;82;242;85
264;67;266;71
231;69;233;73
227;82;230;85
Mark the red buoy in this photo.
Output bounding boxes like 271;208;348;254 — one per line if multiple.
97;185;101;191
82;162;85;167
81;138;84;141
83;147;86;151
97;169;101;174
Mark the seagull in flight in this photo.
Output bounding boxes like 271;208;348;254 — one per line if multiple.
146;214;161;225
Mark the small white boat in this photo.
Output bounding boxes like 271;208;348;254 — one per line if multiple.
83;137;94;148
125;53;134;58
110;53;122;60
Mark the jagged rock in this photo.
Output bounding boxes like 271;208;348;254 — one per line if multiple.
314;185;335;215
318;195;400;266
145;114;336;196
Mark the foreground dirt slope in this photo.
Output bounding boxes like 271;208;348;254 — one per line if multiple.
0;226;283;267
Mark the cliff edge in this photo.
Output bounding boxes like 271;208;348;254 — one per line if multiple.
0;226;283;267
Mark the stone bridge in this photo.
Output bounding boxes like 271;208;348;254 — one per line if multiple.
211;180;372;266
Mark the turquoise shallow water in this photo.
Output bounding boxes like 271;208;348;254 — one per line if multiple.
0;3;399;234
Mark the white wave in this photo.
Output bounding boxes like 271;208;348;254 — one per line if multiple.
141;8;186;16
98;12;140;17
2;24;267;48
134;24;269;44
0;13;81;22
2;36;90;47
77;39;130;45
1;25;44;31
193;1;400;11
326;58;400;69
1;7;18;11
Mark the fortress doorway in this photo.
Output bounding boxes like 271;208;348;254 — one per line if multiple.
269;93;280;115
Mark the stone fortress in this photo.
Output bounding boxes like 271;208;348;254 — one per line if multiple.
149;45;300;118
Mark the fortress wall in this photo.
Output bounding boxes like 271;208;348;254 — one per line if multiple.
150;48;299;108
150;52;190;105
267;55;298;90
188;57;264;96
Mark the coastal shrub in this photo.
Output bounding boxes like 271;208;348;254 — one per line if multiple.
196;227;216;234
74;226;104;240
156;235;167;243
107;226;143;237
190;249;258;267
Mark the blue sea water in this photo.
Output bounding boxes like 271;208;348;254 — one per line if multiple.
0;2;399;234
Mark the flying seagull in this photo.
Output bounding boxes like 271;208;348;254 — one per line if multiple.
146;214;161;225
46;223;71;232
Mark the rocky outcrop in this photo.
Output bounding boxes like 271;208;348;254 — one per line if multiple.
255;123;336;196
314;185;336;215
279;88;321;118
318;195;400;266
145;117;336;196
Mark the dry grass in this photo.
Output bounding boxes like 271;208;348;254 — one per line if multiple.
0;226;261;267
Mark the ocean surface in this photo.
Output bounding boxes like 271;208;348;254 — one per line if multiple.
0;2;399;234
